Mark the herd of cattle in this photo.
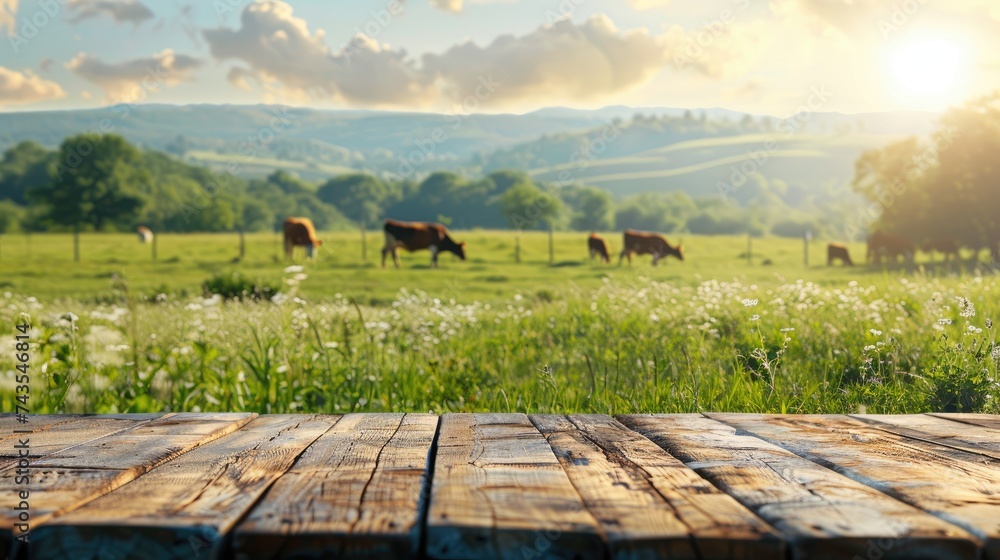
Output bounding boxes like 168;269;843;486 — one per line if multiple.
132;218;974;268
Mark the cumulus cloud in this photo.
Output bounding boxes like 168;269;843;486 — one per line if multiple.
0;0;16;35
660;20;772;79
65;49;201;101
627;0;671;9
423;15;666;105
204;1;671;109
0;66;66;106
66;0;155;25
429;0;462;11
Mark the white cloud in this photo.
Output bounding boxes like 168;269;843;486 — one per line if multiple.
627;0;671;9
0;0;17;35
203;2;672;109
66;0;154;25
0;66;66;106
65;49;201;102
429;0;462;12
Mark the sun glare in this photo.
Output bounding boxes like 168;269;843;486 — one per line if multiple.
888;37;965;103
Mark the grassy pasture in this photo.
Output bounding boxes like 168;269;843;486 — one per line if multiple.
0;231;997;417
0;229;930;302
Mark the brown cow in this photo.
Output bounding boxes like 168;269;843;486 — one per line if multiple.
827;243;853;266
283;217;323;260
619;229;683;266
137;226;153;244
382;219;465;268
921;238;960;262
588;233;610;264
867;230;914;264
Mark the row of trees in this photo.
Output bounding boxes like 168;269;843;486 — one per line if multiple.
0;133;838;241
853;94;1000;258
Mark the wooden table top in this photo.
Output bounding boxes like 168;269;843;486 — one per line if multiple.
1;412;998;559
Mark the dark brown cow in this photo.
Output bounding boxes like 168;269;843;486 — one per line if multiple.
619;229;683;266
827;243;853;266
867;230;914;264
382;219;465;268
283;217;322;259
921;238;960;262
588;233;610;264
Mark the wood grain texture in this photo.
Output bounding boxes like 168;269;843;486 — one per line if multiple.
712;413;1000;559
620;414;979;560
30;415;333;560
426;413;604;560
930;413;1000;431
532;414;782;560
853;413;1000;460
233;413;437;560
0;414;162;469
0;412;253;557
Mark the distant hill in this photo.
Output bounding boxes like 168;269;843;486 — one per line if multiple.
0;103;937;191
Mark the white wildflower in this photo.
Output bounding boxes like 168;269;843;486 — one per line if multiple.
958;297;976;317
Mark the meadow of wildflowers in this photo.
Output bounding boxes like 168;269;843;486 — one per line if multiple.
2;269;997;415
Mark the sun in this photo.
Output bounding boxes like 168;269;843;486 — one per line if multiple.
888;37;965;102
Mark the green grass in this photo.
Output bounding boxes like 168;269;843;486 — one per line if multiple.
1;231;998;416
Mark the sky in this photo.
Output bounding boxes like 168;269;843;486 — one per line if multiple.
0;0;997;116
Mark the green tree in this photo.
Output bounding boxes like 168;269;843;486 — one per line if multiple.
32;134;147;261
0;200;24;233
499;181;565;264
318;173;393;259
0;141;56;205
564;185;615;231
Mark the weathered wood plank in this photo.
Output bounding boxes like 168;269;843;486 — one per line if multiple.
233;413;437;560
620;414;978;560
426;413;604;560
31;415;334;560
930;413;1000;431
0;414;163;468
852;413;1000;460
532;414;782;560
0;412;254;556
712;413;1000;559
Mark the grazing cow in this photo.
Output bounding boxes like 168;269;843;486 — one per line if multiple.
921;238;960;262
867;230;914;264
382;219;465;268
827;243;853;266
283;217;323;259
619;229;683;266
588;233;610;264
137;226;153;244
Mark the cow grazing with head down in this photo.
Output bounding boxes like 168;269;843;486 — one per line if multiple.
137;226;153;244
382;219;465;268
867;230;914;264
588;233;610;264
922;238;960;262
283;217;323;260
827;243;853;266
619;229;683;266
